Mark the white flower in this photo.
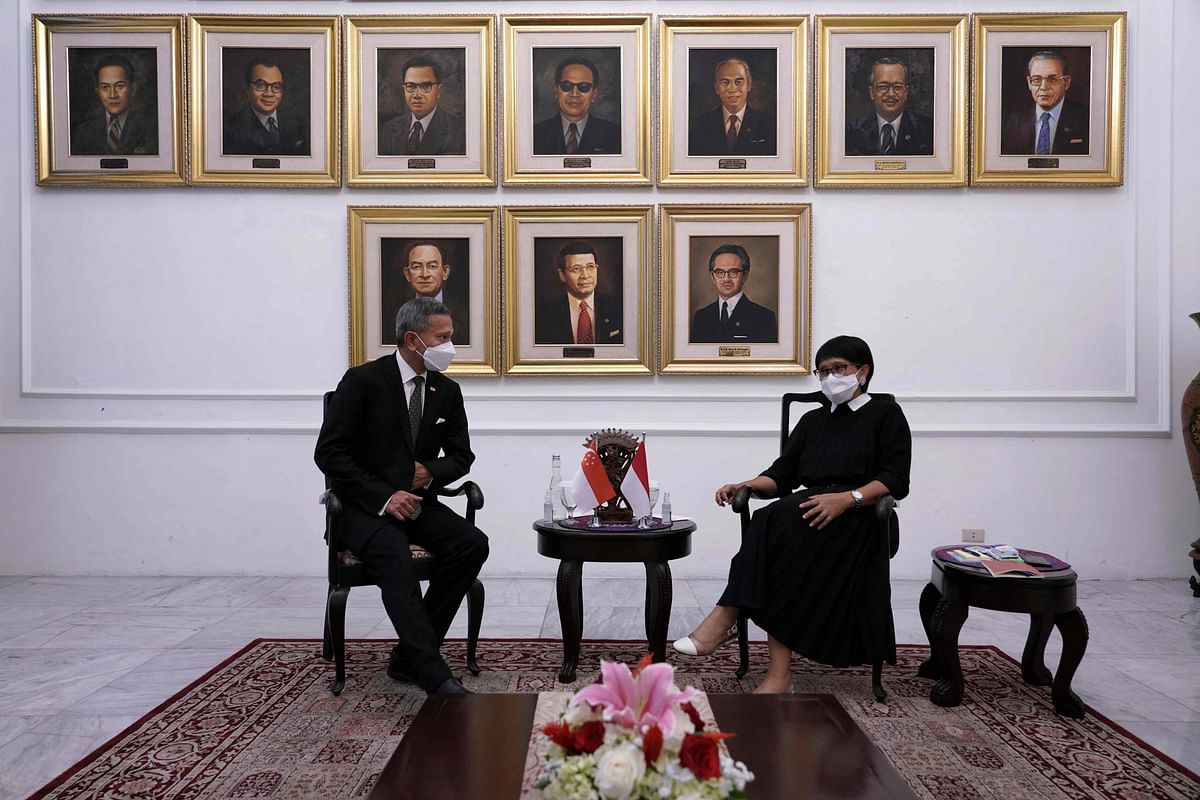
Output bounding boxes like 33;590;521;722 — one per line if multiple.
662;706;693;751
594;742;646;799
676;793;704;800
564;700;601;727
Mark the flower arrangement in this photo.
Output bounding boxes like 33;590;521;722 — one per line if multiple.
537;655;754;800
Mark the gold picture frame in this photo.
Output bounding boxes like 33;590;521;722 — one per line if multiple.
189;15;340;186
658;16;809;187
33;15;187;186
972;12;1126;186
815;14;968;188
345;15;495;187
660;204;811;376
348;206;499;376
502;16;652;186
503;206;654;375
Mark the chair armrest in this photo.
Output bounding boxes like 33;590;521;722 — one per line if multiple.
874;494;895;520
319;489;343;517
437;480;485;513
730;485;754;515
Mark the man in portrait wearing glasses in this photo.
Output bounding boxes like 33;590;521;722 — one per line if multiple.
396;240;469;346
532;57;621;156
688;57;777;157
223;57;309;156
844;56;933;157
1000;50;1089;156
534;241;623;345
690;243;778;344
71;53;158;157
379;57;465;156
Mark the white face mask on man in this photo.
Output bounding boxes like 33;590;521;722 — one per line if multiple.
820;370;863;406
411;335;456;372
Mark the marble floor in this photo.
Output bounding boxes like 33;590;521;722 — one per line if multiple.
0;575;1196;799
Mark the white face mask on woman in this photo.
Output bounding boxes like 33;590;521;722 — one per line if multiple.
820;370;862;406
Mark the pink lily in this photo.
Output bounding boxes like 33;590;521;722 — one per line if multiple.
571;659;697;734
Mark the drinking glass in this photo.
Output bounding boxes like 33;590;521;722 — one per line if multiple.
559;483;578;521
647;481;661;523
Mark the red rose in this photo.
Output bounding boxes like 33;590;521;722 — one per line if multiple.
573;720;606;754
679;733;721;780
680;701;704;731
642;724;663;765
543;721;576;752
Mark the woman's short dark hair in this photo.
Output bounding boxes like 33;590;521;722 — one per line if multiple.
814;335;875;390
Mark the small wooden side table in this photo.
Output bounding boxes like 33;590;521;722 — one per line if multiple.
533;518;695;683
917;546;1089;717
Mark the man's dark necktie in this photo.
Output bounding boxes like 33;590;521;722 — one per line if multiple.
107;118;122;154
565;123;579;154
1036;111;1052;155
408;375;424;442
266;116;280;148
725;116;739;153
576;300;594;344
719;301;730;333
406;121;423;155
880;123;895;155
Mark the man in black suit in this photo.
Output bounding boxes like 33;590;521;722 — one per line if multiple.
315;298;488;695
845;57;934;157
690;243;777;344
688;57;777;157
70;54;158;156
534;241;622;345
379;57;466;156
532;57;621;155
222;58;309;156
1000;50;1089;156
397;240;469;346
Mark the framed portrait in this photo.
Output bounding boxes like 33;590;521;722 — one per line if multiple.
502;16;651;186
345;16;495;187
189;16;340;186
660;205;811;376
973;13;1126;186
815;15;968;188
348;206;499;376
503;207;654;375
33;15;186;186
658;16;808;187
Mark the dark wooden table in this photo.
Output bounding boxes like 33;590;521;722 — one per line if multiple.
367;693;917;799
917;547;1088;717
533;518;695;683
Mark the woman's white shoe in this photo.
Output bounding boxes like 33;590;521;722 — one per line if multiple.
671;625;737;657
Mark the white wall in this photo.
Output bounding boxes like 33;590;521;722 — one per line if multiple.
3;0;1197;580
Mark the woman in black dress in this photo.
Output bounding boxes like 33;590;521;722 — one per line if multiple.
672;336;912;693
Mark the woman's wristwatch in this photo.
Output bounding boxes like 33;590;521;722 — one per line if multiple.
850;490;864;509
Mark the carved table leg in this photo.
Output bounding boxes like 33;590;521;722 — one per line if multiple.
916;582;944;680
556;560;584;683
1051;607;1089;718
1021;613;1055;686
644;561;673;663
929;598;969;708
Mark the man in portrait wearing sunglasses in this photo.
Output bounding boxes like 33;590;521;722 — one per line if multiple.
379;57;465;156
1000;50;1089;156
690;243;778;344
532;57;621;156
534;240;623;345
845;56;933;157
222;56;309;156
395;240;469;346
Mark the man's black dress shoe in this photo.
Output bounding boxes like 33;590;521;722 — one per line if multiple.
433;677;471;695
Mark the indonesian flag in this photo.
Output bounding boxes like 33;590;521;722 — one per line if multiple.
620;442;651;518
570;442;617;511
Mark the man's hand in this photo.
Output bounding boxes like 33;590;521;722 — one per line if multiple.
384;490;424;521
411;462;433;492
799;492;855;530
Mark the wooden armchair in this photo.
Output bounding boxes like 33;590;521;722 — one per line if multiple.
730;390;899;702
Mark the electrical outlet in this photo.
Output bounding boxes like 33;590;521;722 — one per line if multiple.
961;528;986;543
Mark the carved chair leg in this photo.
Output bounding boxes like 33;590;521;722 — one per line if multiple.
326;586;351;696
872;661;886;703
735;612;750;679
322;584;335;662
466;579;484;676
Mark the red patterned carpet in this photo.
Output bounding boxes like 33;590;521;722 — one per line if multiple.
29;639;1200;800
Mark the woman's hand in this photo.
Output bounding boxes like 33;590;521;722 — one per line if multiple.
799;492;855;529
715;483;745;507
